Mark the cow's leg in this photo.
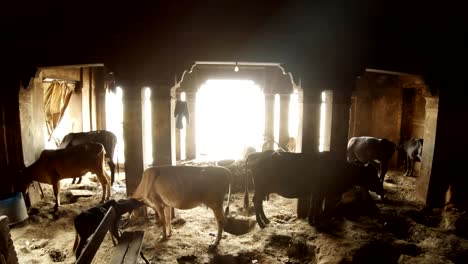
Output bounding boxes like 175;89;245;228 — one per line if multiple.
108;160;116;185
409;159;416;177
209;203;225;249
154;205;167;241
71;177;76;184
96;172;111;202
404;156;410;176
380;162;389;184
253;193;268;228
53;182;61;211
164;206;172;237
243;172;250;210
76;177;82;184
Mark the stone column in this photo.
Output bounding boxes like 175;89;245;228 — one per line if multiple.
300;89;322;153
279;94;290;150
297;88;321;218
94;67;106;130
330;89;351;158
185;91;197;160
263;93;275;151
151;85;175;166
172;88;181;161
122;86;144;196
416;96;439;204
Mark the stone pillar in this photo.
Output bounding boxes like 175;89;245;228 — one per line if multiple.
152;85;175;166
416;96;439;204
185;91;197;160
263;93;275;151
279;94;290;150
300;89;322;153
172;88;181;161
330;89;351;158
94;67;106;130
122;86;144;196
297;88;321;218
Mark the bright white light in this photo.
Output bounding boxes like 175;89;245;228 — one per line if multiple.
319;90;333;152
289;92;299;144
319;99;326;152
196;79;264;160
143;87;153;166
234;66;239;72
106;86;125;163
180;92;187;160
273;94;280;150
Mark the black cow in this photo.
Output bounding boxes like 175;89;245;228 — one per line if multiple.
72;198;145;258
247;151;381;228
346;136;396;198
398;138;423;177
59;130;118;184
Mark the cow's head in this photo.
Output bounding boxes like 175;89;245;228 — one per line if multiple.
13;167;33;194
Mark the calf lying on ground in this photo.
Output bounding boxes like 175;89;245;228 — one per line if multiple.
247;151;382;228
398;137;423;177
347;136;396;198
59;130;118;184
19;142;111;211
131;165;232;249
72;199;145;258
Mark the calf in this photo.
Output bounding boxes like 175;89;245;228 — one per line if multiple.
347;136;396;197
73;198;145;258
398;138;423;177
19;142;111;211
59;130;118;184
131;165;232;249
248;151;381;228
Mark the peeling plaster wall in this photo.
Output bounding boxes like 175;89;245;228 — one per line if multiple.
19;74;46;166
349;73;403;167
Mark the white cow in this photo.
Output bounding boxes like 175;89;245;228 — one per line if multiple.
131;165;231;249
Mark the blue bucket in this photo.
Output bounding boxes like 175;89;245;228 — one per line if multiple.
0;192;28;225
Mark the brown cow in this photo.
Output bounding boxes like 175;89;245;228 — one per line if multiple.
20;142;111;211
131;165;231;249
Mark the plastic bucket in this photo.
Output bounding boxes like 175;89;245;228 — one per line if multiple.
0;192;28;225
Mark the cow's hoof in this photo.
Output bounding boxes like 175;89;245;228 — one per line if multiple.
257;221;267;229
208;243;219;251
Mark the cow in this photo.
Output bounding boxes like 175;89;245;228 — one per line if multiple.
243;150;276;210
73;198;146;258
130;165;232;249
346;136;396;197
19;142;111;211
397;137;423;177
247;151;382;228
59;130;118;185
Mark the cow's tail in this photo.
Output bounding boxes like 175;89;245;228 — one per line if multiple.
72;231;80;257
223;168;232;216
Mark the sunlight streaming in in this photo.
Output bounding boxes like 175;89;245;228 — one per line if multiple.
143;87;153;166
106;87;125;163
196;80;265;160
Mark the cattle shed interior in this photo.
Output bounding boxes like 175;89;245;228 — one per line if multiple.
2;1;468;263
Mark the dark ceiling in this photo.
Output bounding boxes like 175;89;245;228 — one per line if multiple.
5;0;467;89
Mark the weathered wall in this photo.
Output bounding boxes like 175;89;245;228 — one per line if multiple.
349;73;403;167
19;73;46;166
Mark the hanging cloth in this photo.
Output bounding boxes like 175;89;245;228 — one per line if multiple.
44;80;75;141
174;100;189;129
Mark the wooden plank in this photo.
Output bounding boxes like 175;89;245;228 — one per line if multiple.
68;189;94;197
122;231;145;264
76;206;116;264
110;231;145;264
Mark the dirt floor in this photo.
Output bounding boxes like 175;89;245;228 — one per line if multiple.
8;166;468;264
